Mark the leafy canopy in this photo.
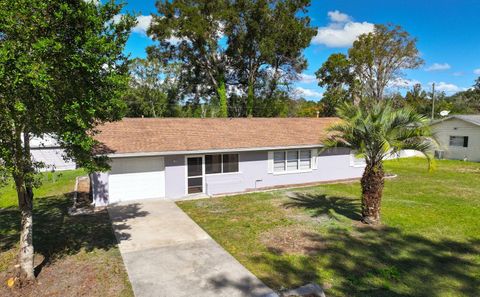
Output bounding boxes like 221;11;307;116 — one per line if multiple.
0;0;135;174
324;101;436;165
147;0;316;117
124;58;181;117
348;24;423;100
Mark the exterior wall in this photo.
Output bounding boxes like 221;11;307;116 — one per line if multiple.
164;155;186;199
92;171;109;207
93;147;365;205
203;148;363;196
431;119;480;161
31;148;76;172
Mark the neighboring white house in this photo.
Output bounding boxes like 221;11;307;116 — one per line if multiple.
431;115;480;162
29;135;76;171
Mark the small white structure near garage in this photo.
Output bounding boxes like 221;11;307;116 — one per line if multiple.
29;135;76;171
431;115;480;162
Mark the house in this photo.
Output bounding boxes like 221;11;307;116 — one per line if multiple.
29;134;76;172
91;118;366;206
431;115;480;161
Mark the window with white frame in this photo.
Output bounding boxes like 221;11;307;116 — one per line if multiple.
273;150;312;173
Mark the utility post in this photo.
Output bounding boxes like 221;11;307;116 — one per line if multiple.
431;83;435;120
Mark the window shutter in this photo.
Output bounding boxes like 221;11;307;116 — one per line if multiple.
311;149;317;169
268;151;274;173
464;137;469;147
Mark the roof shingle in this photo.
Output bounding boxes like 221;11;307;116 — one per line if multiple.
94;117;339;155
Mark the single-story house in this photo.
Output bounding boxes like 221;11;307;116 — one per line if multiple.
91;118;366;206
29;134;76;172
431;115;480;161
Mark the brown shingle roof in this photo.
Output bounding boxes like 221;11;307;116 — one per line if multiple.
94;117;339;155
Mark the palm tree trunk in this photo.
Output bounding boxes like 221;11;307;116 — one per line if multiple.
360;161;385;225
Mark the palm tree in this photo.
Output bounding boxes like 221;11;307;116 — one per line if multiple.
324;101;436;225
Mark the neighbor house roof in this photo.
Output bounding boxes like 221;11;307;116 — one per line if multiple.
431;115;480;127
94;118;339;156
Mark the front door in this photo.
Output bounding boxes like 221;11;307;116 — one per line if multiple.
187;156;204;194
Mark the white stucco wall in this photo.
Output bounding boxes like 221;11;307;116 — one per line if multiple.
431;118;480;161
31;148;76;172
92;147;365;205
28;134;76;172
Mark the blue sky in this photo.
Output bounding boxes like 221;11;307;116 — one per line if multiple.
119;0;480;100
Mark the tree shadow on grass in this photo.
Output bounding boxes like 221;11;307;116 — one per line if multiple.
283;192;361;221
0;194;148;276
258;192;480;296
250;224;480;297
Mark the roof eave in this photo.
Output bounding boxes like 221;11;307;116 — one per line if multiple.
431;115;480;127
104;144;325;158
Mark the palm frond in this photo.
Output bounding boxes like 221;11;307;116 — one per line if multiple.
322;100;436;168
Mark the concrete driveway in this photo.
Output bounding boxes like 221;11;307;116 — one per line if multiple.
108;199;277;297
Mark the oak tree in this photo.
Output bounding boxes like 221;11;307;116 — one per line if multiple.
348;24;423;100
0;0;134;279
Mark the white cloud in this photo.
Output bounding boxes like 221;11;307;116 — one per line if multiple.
474;68;480;75
327;10;351;23
132;15;152;35
453;72;464;76
430;82;464;93
294;87;323;98
312;11;374;48
298;73;317;84
113;14;154;37
425;63;451;72
388;78;421;89
112;14;122;24
84;0;99;5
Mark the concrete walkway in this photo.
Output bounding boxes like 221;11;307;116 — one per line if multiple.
108;199;277;297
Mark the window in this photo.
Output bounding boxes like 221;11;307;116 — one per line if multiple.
287;151;299;171
223;154;239;173
274;152;286;172
449;136;468;147
299;150;311;170
205;154;221;174
273;149;313;173
205;153;239;174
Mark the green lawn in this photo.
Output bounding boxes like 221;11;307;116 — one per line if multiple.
178;158;480;297
0;170;133;297
0;170;86;208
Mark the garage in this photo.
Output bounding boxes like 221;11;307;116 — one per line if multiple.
108;156;165;203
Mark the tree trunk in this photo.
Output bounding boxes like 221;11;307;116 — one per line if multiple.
16;178;35;279
360;161;385;225
14;132;35;280
246;82;254;117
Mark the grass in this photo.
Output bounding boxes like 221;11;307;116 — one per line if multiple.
0;170;133;297
178;158;480;297
0;170;85;208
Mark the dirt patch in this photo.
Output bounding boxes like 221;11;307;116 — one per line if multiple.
260;226;325;255
76;176;92;208
0;250;132;297
455;167;480;174
352;220;387;230
271;195;338;226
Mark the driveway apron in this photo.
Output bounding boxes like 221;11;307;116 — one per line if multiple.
108;199;277;297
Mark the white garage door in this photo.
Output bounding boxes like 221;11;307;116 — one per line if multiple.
108;156;165;203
